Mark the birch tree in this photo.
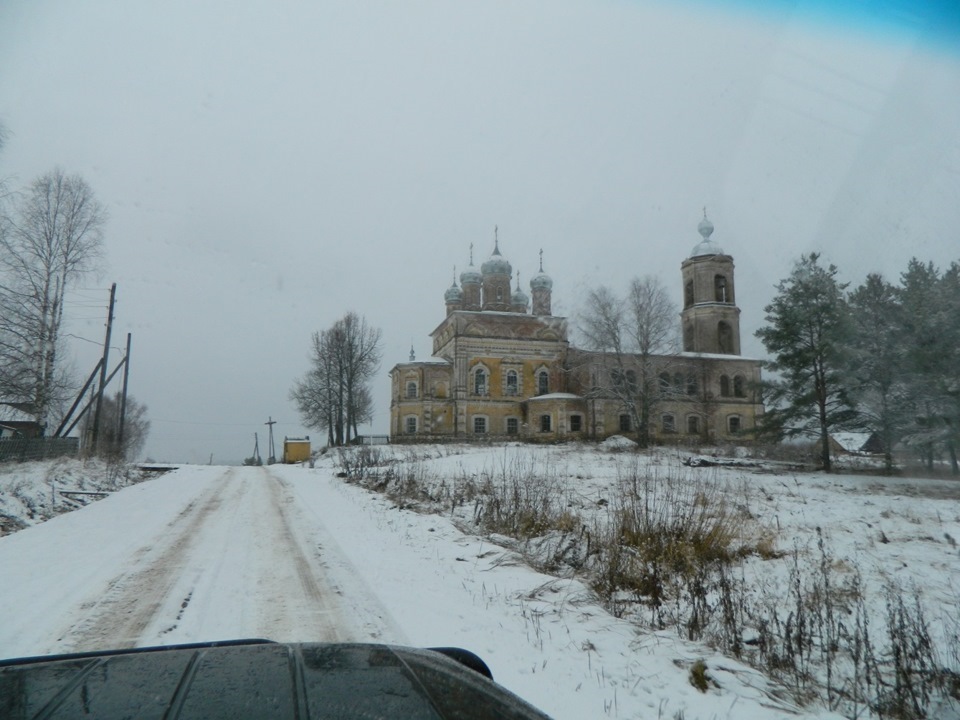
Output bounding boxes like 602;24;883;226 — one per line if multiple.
0;168;106;429
290;312;382;447
578;276;678;446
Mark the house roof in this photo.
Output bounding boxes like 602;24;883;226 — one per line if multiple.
831;432;876;453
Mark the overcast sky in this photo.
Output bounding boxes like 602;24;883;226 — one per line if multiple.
1;0;958;463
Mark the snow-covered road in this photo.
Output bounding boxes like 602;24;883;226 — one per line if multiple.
1;460;847;719
1;467;374;656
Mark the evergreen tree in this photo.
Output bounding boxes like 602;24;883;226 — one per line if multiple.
755;254;856;471
899;259;960;473
845;273;907;473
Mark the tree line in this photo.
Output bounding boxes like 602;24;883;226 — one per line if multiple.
757;253;960;474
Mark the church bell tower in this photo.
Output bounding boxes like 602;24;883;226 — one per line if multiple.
680;213;741;355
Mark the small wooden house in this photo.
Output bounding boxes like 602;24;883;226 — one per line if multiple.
829;432;883;455
282;437;311;464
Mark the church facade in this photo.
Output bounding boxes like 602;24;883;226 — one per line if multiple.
389;217;763;444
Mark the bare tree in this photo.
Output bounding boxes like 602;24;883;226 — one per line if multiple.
290;312;382;447
81;392;151;460
577;276;678;446
0;168;106;431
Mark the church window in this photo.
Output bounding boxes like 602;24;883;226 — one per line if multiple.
683;323;694;352
659;372;671;393
569;415;582;432
626;370;637;393
619;414;632;432
684;280;694;308
715;274;729;302
405;381;418;399
687;415;700;435
506;370;519;396
673;373;683;390
506;418;519;435
473;368;487;396
662;414;676;433
720;375;731;397
497;287;503;301
473;416;487;434
405;416;417;434
686;375;698;396
718;321;733;354
537;370;549;395
540;414;552;432
733;375;745;398
728;415;741;434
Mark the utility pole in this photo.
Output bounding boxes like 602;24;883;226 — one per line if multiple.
91;283;117;455
265;417;277;465
116;333;132;453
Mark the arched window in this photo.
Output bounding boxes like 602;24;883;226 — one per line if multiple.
686;375;698;396
473;368;487;396
714;274;728;302
733;375;745;398
662;414;676;433
720;375;731;397
540;414;552;432
405;381;418;399
659;372;671;393
687;415;700;435
673;373;683;390
619;414;632;432
537;370;549;395
625;370;637;393
684;280;694;308
727;415;741;434
505;370;519;396
473;416;488;433
718;321;733;354
405;416;417;434
683;324;694;351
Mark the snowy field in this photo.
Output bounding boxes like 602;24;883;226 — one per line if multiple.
0;446;958;719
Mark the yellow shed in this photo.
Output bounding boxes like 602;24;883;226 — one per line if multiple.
282;436;311;464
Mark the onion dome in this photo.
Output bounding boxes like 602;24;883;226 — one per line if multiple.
690;209;724;257
444;268;463;303
481;237;512;276
530;249;553;290
459;244;482;285
511;272;529;308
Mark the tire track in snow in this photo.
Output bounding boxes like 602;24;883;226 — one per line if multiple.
248;470;346;642
52;468;350;651
54;469;243;651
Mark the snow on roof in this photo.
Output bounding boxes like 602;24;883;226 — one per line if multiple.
831;432;875;452
527;392;581;401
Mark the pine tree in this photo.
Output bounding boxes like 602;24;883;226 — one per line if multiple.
845;273;907;473
755;254;856;471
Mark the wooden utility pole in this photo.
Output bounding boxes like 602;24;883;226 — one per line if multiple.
265;417;277;465
116;333;132;452
91;283;116;454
